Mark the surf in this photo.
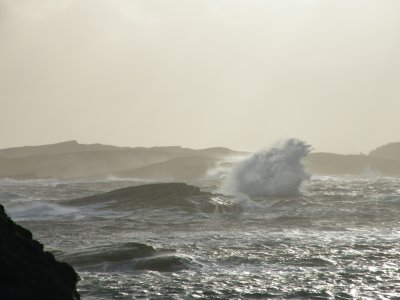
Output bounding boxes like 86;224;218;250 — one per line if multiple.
221;139;311;198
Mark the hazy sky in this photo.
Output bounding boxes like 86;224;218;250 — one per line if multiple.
1;0;399;153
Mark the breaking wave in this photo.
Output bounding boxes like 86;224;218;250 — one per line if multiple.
222;139;311;197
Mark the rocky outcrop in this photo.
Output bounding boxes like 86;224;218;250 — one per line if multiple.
0;204;80;300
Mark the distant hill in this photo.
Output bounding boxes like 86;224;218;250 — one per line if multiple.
305;141;400;176
2;140;400;179
369;142;400;162
304;153;400;176
0;141;243;179
0;140;121;158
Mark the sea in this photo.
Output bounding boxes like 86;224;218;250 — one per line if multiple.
0;174;399;299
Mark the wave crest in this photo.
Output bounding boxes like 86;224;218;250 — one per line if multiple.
222;139;311;197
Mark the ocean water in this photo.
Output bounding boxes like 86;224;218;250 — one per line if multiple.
1;175;400;299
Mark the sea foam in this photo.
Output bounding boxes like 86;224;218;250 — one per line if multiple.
222;139;311;197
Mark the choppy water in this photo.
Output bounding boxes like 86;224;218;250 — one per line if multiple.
1;176;400;299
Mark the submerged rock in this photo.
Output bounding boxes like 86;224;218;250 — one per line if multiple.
0;204;80;300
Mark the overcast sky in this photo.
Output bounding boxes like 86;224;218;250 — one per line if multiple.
1;0;399;153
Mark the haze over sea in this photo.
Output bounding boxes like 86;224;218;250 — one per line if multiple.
1;139;399;299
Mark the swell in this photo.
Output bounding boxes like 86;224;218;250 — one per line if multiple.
64;183;241;213
62;242;192;272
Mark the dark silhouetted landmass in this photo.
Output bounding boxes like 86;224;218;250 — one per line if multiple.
0;205;80;300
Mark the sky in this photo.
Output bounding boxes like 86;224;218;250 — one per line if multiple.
0;0;399;153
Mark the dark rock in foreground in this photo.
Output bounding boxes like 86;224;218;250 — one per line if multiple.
0;204;80;300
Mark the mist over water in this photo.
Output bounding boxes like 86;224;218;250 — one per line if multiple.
222;139;311;197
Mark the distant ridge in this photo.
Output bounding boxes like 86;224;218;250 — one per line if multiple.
0;140;121;158
305;152;400;176
369;142;400;162
303;141;400;176
0;141;243;159
1;140;400;179
0;141;244;179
